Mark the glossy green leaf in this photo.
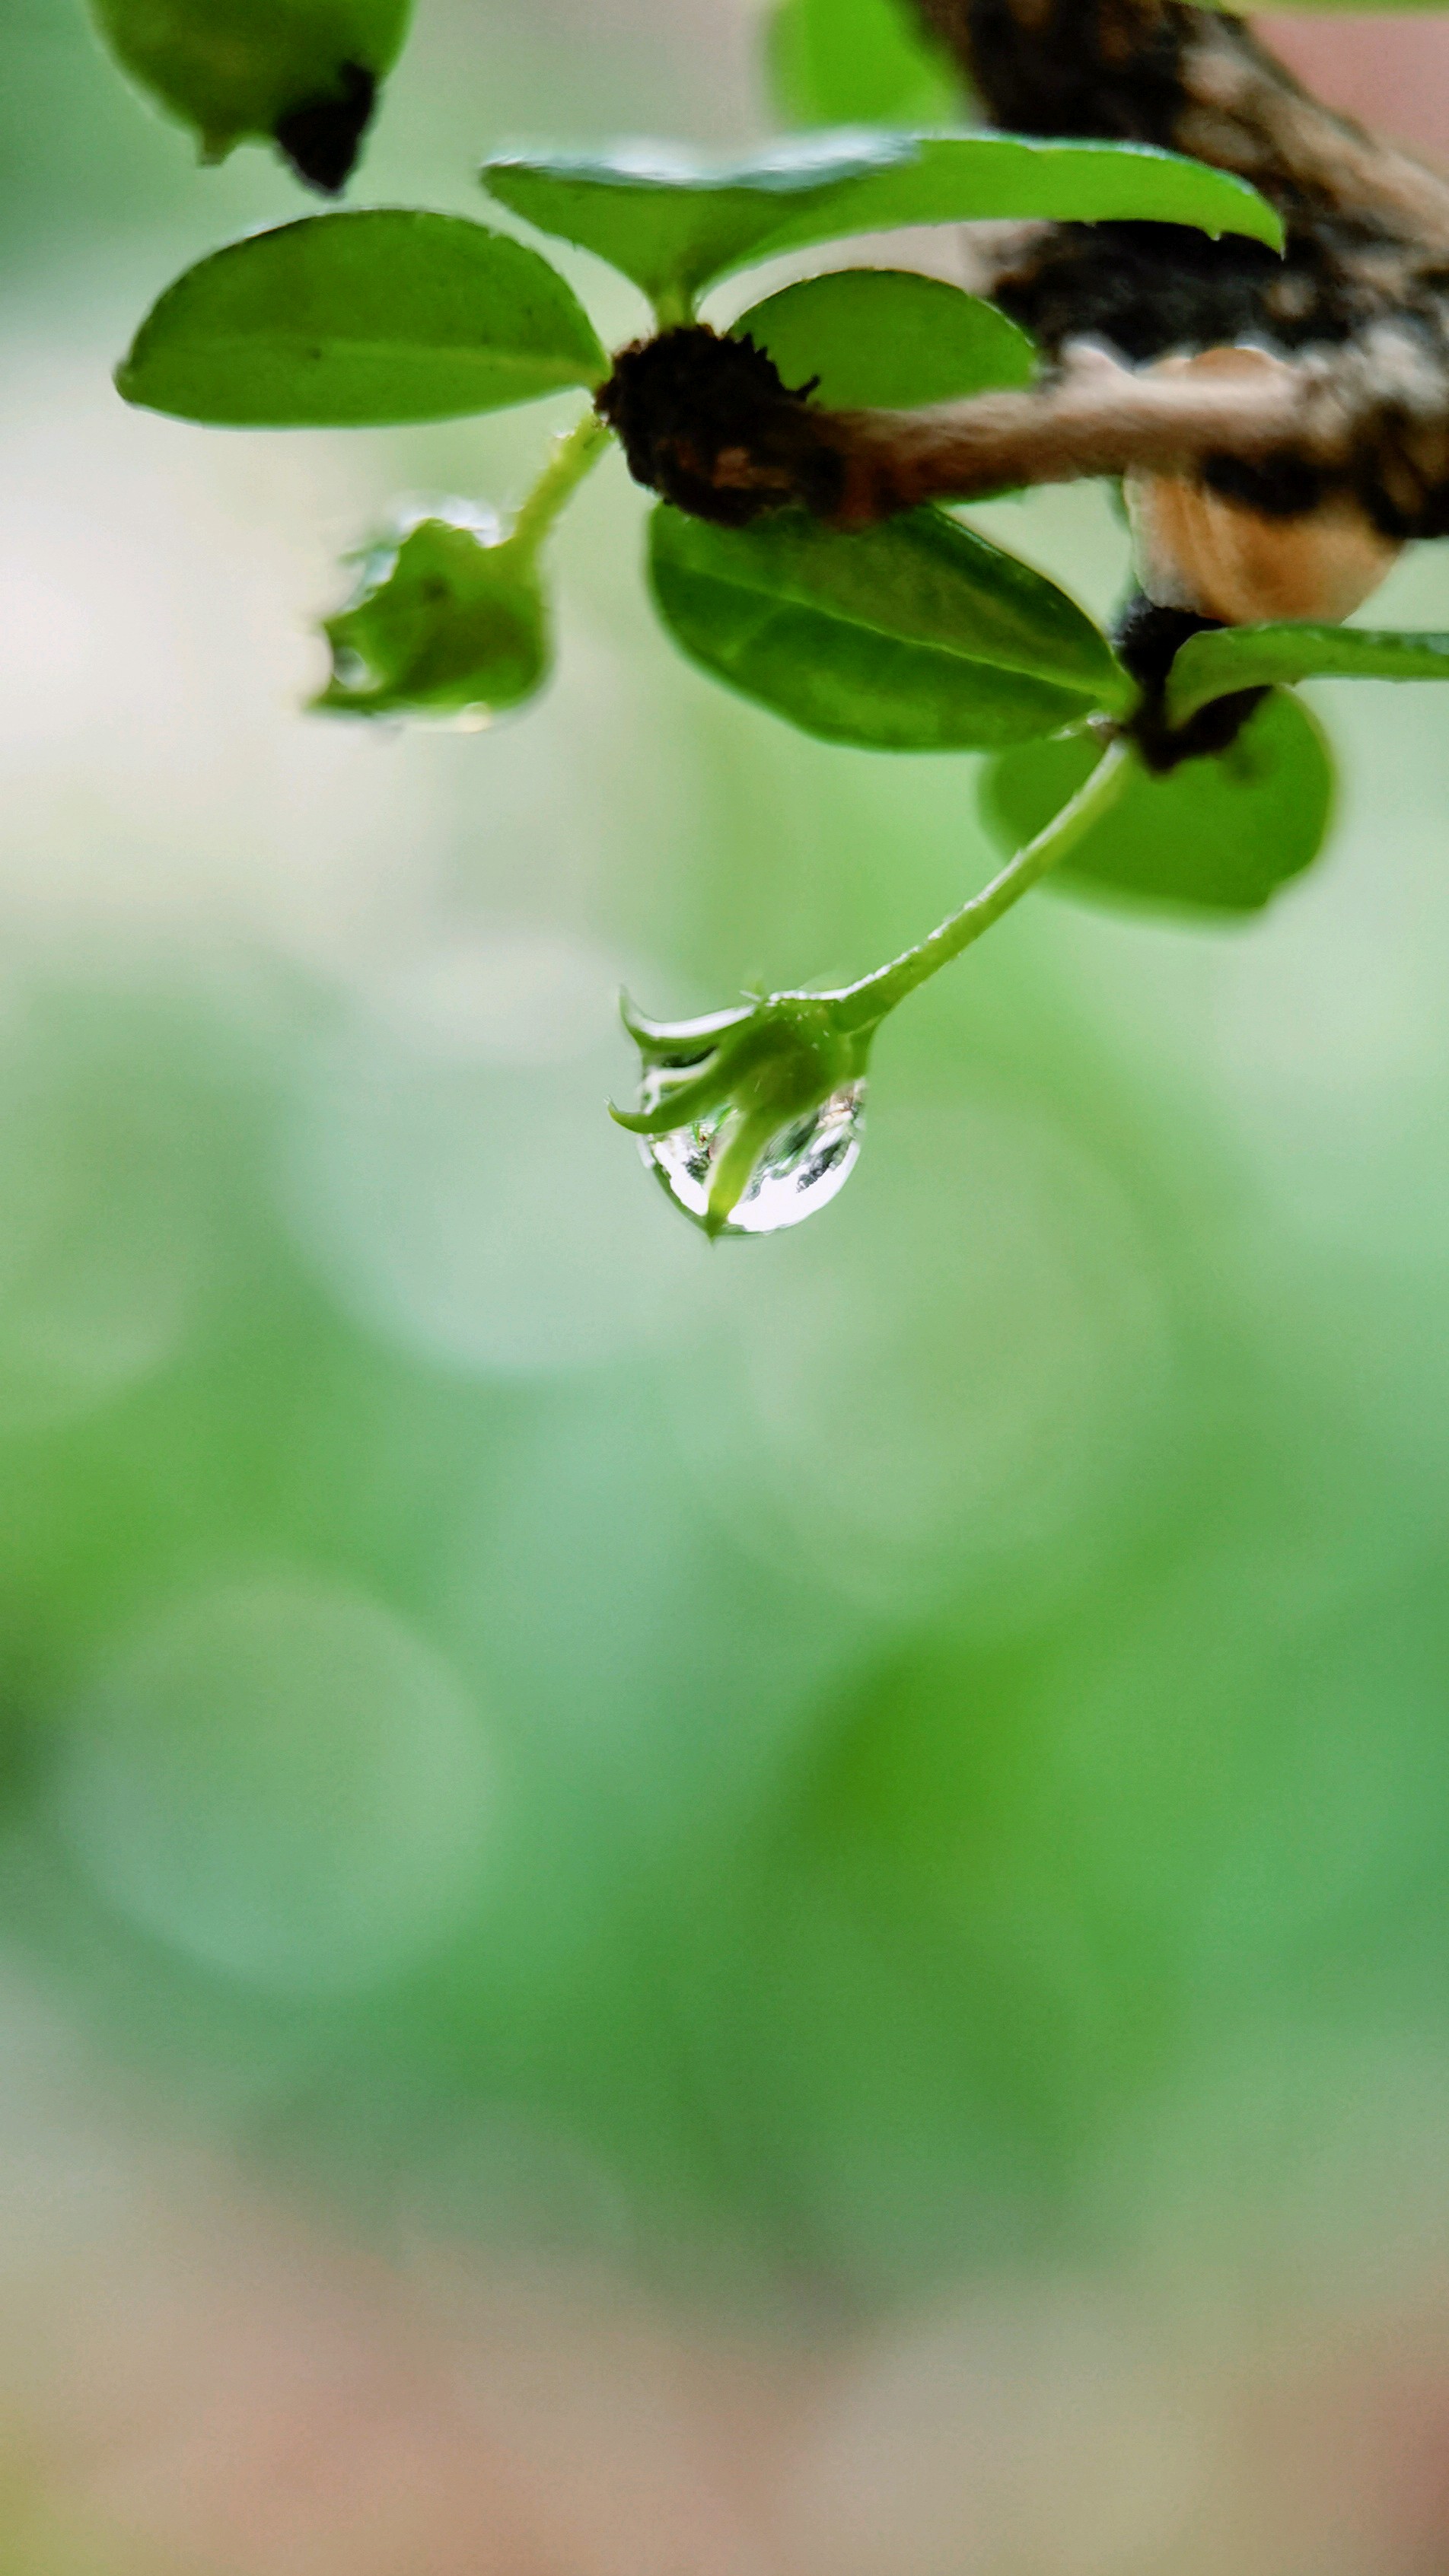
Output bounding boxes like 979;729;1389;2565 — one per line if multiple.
980;693;1334;912
315;514;549;719
766;0;957;127
116;212;609;428
731;268;1035;409
649;504;1126;752
482;132;1282;314
1167;621;1449;728
89;0;411;178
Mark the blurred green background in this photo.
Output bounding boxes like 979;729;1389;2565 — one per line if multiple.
7;5;1449;2569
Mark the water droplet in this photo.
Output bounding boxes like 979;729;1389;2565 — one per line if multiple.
328;646;370;692
643;1079;867;1235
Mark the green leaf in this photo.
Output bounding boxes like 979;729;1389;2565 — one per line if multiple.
116;212;609;428
89;0;411;172
1167;620;1449;728
315;512;549;719
649;503;1127;752
766;0;958;127
980;693;1334;912
481;131;1282;315
731;268;1035;408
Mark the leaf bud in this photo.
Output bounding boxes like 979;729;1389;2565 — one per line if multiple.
613;995;869;1237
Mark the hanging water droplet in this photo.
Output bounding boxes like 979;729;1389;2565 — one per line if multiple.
642;1078;867;1235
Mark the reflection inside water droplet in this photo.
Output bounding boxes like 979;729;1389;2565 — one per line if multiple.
329;647;370;693
643;1080;867;1234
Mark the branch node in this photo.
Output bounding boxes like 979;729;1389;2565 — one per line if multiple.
596;327;842;527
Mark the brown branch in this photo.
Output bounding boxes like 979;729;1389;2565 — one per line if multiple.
601;321;1449;541
821;345;1323;524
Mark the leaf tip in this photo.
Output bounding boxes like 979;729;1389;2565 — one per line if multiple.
113;354;148;410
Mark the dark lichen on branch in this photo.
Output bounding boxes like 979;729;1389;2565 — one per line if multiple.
597;328;844;526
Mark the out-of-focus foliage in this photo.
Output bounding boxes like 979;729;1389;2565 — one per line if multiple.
981;695;1335;912
767;0;959;128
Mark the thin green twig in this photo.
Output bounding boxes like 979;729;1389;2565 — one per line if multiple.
509;411;613;562
831;735;1132;1033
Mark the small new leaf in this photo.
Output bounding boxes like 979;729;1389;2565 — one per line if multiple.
981;693;1334;912
650;503;1128;751
117;213;608;428
316;513;549;720
482;131;1282;316
1166;621;1449;728
731;269;1036;409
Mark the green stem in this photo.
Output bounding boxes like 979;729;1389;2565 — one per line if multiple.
651;285;697;331
508;411;613;563
832;736;1132;1034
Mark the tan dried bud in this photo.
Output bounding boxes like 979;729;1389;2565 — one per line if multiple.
1125;346;1400;625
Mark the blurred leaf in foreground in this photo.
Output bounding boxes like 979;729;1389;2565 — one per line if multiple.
981;693;1335;912
88;0;413;187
